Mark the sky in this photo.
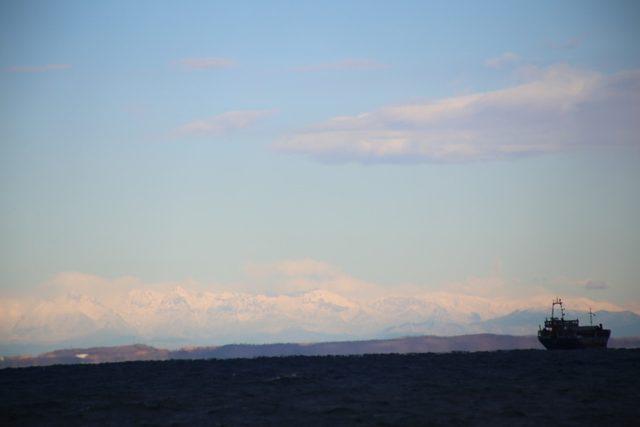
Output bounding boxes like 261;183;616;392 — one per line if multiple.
1;0;639;311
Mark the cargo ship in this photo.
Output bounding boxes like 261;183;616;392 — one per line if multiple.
538;298;610;349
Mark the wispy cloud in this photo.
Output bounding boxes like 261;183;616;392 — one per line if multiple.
29;264;626;311
4;64;71;73
274;64;640;163
176;57;235;70
294;59;389;73
175;109;276;137
484;52;520;69
245;258;381;299
580;280;609;291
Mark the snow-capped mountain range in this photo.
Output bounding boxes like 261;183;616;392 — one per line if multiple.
2;285;639;355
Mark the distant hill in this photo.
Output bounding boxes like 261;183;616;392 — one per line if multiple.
383;310;640;338
170;334;542;360
0;344;169;368
3;334;639;369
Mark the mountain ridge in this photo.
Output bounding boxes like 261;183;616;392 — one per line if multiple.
2;287;639;355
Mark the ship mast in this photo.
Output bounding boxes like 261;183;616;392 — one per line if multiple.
551;298;564;320
589;307;596;326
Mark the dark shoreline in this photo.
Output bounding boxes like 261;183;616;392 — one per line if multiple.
2;349;639;426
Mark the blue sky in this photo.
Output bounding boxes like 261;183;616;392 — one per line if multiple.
1;1;639;307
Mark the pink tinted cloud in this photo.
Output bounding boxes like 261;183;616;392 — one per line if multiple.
275;65;640;163
175;109;276;137
484;52;520;69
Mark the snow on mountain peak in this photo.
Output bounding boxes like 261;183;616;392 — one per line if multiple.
299;289;357;307
1;281;635;349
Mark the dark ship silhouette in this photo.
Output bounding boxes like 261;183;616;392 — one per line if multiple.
538;298;610;350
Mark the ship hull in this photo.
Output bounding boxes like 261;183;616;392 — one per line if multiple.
538;333;610;350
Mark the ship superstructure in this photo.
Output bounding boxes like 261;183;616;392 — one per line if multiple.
538;298;610;350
